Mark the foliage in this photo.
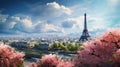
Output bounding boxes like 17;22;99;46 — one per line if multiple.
28;42;42;48
30;54;74;67
76;29;120;67
49;42;82;51
67;43;79;51
49;41;60;50
0;44;24;67
59;43;68;51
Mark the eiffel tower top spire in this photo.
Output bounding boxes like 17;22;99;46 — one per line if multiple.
84;13;87;30
79;13;90;42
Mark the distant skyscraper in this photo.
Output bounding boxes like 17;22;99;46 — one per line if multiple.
79;13;90;42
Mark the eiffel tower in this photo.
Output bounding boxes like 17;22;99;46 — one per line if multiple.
79;13;90;42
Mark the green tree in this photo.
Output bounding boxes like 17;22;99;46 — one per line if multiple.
59;43;68;51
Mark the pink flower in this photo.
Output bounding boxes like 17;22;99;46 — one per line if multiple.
31;54;74;67
76;29;120;67
113;49;120;63
40;54;59;67
0;44;24;67
57;60;73;67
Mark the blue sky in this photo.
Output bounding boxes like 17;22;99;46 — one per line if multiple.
0;0;120;37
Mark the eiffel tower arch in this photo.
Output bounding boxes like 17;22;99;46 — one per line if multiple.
79;13;90;42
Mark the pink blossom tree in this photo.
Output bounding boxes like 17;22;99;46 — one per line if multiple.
76;29;120;67
31;54;74;67
0;44;24;67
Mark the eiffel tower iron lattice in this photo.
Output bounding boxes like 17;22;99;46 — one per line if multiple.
79;13;90;42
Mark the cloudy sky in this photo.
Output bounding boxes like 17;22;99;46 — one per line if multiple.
0;0;120;37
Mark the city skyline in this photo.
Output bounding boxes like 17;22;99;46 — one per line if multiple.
0;0;120;37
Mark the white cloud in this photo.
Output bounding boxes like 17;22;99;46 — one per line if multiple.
47;2;72;15
21;18;33;29
13;16;61;33
30;2;72;19
62;18;76;28
11;16;20;21
107;0;119;6
58;15;86;34
8;21;16;29
0;12;66;34
34;22;65;33
87;17;107;31
0;14;8;23
63;16;84;30
12;16;34;32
